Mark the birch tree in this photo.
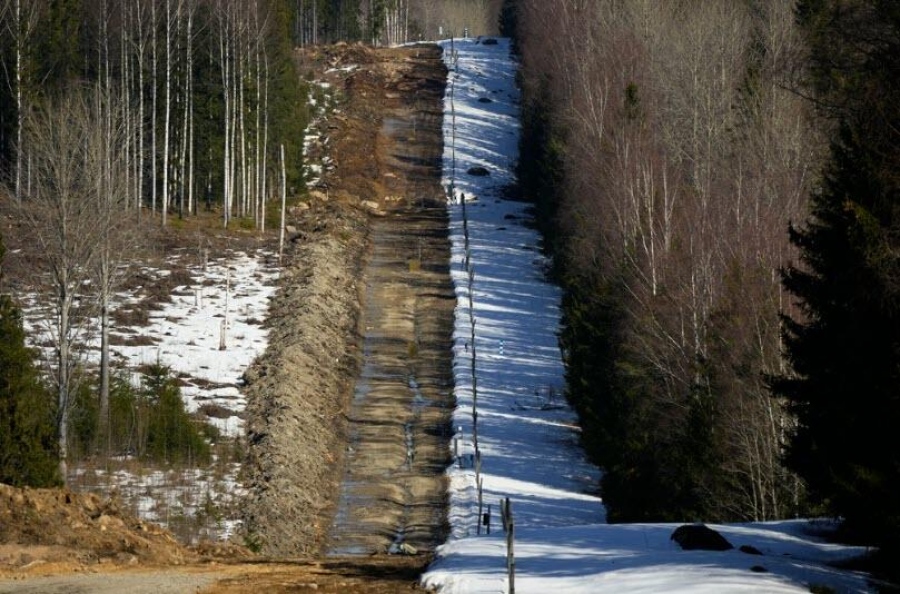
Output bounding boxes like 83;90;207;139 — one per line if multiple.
517;0;820;521
91;85;134;451
4;0;42;205
18;94;106;481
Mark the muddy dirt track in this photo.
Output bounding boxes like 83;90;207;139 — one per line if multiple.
0;43;451;593
240;42;452;560
326;58;453;556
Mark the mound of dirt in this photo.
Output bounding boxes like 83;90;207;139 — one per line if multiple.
0;483;193;570
240;199;369;556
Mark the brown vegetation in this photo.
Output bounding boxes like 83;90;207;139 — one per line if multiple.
517;0;825;521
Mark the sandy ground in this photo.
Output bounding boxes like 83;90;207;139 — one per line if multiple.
0;556;430;594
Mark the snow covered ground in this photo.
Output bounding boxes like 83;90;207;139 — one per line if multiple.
423;36;874;594
22;249;277;541
24;249;278;438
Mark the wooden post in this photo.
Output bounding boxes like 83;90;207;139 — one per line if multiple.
278;143;286;263
477;476;483;535
501;496;510;533
224;268;230;327
507;499;515;594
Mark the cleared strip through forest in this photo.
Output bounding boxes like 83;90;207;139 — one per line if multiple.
323;46;454;555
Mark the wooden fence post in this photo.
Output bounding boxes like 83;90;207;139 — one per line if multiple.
477;476;484;535
507;499;515;594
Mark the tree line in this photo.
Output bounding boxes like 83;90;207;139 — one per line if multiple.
515;0;819;524
0;0;307;230
0;1;502;231
292;0;501;45
512;0;900;558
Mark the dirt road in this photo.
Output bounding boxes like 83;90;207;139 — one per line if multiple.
0;556;430;594
326;47;453;555
327;207;454;555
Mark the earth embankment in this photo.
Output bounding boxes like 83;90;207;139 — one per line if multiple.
241;43;450;557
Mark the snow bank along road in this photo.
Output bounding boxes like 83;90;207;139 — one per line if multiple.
423;37;875;594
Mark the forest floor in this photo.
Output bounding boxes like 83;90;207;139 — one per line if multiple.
0;42;450;593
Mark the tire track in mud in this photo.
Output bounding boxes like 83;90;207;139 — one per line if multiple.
326;48;453;556
326;209;454;555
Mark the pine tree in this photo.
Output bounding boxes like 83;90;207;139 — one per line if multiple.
0;237;60;487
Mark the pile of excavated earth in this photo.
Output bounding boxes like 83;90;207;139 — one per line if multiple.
0;483;192;570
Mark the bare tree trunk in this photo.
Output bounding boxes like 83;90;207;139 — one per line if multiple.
218;1;233;226
237;28;247;219
9;0;39;206
96;1;113;450
279;143;285;261
161;0;174;226
14;0;22;205
254;2;262;227
186;1;194;215
58;291;70;481
136;0;147;217
151;0;158;214
19;94;115;483
98;257;110;453
260;50;269;233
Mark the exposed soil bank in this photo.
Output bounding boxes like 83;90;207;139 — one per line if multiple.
241;44;450;556
241;198;369;556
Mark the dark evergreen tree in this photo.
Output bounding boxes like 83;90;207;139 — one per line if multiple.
774;0;900;552
0;237;60;487
498;0;518;48
268;0;310;191
141;363;210;465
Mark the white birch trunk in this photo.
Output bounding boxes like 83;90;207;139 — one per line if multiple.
151;0;158;214
14;0;22;204
279;144;286;262
260;51;269;233
186;3;194;215
161;0;173;226
219;4;232;226
254;3;262;227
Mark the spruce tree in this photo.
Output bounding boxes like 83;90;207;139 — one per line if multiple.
775;0;900;551
775;124;900;547
0;237;60;487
